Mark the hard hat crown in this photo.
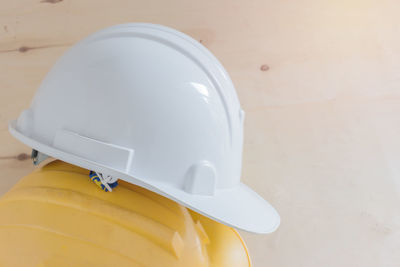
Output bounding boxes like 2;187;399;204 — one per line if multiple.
20;24;242;193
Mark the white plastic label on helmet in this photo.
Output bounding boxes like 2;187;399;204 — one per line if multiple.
9;23;280;234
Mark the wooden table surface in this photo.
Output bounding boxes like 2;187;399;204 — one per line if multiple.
1;0;399;266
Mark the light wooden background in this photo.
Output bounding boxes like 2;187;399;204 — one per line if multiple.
1;0;400;266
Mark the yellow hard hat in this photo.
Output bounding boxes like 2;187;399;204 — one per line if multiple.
0;160;251;267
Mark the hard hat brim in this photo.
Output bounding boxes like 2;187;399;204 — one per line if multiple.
154;179;281;234
9;120;280;234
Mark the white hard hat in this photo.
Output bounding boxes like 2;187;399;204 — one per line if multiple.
9;23;280;234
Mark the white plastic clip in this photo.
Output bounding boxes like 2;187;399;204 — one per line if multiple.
95;172;118;192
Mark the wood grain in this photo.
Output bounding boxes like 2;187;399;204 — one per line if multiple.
1;0;400;266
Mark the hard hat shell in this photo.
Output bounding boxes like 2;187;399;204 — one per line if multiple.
0;161;251;266
9;23;279;234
